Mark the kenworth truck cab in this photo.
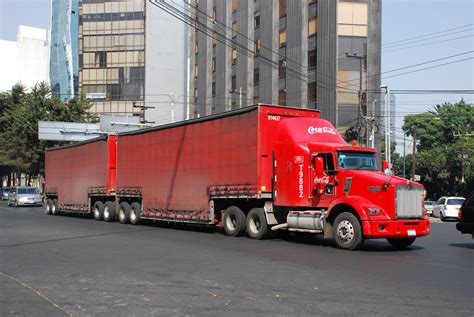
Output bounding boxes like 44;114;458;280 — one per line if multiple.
271;117;430;249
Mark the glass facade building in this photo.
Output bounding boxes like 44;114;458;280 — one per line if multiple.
190;0;381;131
78;0;145;115
50;0;79;101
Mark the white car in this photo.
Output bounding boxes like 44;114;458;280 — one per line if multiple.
432;196;465;221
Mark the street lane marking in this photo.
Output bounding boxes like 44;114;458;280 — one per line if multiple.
0;271;74;317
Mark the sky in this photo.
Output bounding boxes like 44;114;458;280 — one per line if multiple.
0;0;473;153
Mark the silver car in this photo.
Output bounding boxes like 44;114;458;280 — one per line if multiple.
8;187;43;207
1;187;10;200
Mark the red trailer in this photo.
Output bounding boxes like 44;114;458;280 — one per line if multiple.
44;105;430;250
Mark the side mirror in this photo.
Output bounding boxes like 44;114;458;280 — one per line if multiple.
382;160;389;171
315;157;325;175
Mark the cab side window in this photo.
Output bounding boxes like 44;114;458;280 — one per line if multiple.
316;153;335;174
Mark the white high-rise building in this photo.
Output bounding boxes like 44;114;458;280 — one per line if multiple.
0;25;50;92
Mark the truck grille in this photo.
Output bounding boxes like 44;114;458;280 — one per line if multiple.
395;185;424;218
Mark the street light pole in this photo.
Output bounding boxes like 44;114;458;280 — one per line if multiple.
380;85;391;167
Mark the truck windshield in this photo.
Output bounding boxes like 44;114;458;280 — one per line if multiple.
337;151;377;171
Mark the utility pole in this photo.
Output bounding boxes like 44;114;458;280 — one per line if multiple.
453;132;473;183
133;101;156;125
403;132;406;179
411;125;416;181
229;88;247;109
380;85;391;167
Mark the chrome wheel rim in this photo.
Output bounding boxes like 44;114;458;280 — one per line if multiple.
130;210;137;222
104;207;109;219
249;214;261;234
336;220;354;244
94;207;100;219
226;214;237;231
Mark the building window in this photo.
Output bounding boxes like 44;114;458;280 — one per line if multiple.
232;48;237;65
279;60;286;78
279;30;286;47
278;89;286;107
308;0;316;4
254;68;259;85
232;0;238;12
212;31;217;47
194;64;199;78
309;17;317;36
308;48;316;68
254;11;260;29
231;75;236;90
279;0;286;17
195;41;198;54
96;51;106;68
212;57;216;72
254;39;261;56
212;82;216;97
212;6;217;20
194;87;198;102
308;82;317;105
232;22;237;38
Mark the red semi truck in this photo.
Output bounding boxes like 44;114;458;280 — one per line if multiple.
44;104;430;250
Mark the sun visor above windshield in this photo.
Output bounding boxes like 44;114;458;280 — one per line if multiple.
276;117;347;144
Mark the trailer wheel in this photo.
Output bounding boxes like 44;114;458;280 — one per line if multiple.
118;202;131;224
103;201;116;222
246;208;269;239
333;212;364;250
223;206;246;237
51;199;59;215
93;201;104;221
387;237;416;249
129;202;142;225
44;199;53;215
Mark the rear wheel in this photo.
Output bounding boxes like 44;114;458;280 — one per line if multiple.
387;237;416;249
51;199;59;215
246;208;269;239
440;211;445;221
118;202;131;224
103;201;116;222
223;206;246;237
93;201;104;221
333;212;364;250
44;198;53;215
129;202;142;225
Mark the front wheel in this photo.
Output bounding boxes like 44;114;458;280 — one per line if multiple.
333;212;364;250
387;237;416;249
246;208;269;240
223;206;246;237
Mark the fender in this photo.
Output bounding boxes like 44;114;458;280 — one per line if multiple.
327;196;388;221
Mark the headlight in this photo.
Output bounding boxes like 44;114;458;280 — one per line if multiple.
368;208;382;215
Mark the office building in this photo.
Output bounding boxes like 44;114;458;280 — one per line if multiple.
189;0;381;130
50;0;79;101
77;0;189;125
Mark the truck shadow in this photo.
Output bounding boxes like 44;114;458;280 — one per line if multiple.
449;243;474;250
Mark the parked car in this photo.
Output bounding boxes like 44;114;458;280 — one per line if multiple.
7;187;43;207
424;200;435;215
456;194;474;238
1;187;11;200
432;196;465;221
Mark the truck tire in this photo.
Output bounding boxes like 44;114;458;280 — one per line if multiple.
387;237;416;249
118;202;131;224
44;198;53;215
103;201;116;222
93;201;104;221
51;199;59;215
129;202;142;225
223;206;246;237
246;208;269;239
333;212;364;250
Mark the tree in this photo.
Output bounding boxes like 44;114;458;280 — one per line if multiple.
402;100;473;198
0;82;96;185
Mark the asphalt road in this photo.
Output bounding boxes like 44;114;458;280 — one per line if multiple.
0;202;472;316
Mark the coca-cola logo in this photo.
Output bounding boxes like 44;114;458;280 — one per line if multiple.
308;126;336;135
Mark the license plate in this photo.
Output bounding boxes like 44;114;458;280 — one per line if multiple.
407;229;416;236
